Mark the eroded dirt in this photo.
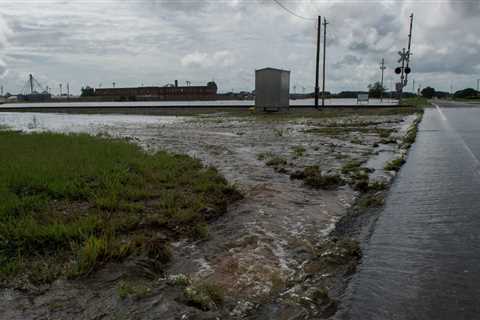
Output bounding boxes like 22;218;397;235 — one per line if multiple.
0;110;418;319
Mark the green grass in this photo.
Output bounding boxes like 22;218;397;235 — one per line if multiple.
401;112;424;149
291;166;344;190
401;97;430;108
257;152;274;161
266;156;287;167
384;157;406;171
341;160;363;174
117;280;152;300
0;131;241;283
291;146;306;157
183;281;225;311
357;194;385;208
226;106;419;121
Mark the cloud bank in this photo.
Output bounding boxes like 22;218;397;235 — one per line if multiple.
0;0;479;94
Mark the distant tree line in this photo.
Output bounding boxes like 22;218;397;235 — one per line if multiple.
420;87;478;99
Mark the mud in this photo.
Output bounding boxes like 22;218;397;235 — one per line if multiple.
0;110;418;319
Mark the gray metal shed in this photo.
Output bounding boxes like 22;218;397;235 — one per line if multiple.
255;68;290;112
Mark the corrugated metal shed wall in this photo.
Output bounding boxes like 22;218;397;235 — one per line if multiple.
255;68;290;110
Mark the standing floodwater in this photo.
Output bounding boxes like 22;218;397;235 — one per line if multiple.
340;105;480;319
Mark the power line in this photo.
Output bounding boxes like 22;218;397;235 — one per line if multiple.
271;0;316;21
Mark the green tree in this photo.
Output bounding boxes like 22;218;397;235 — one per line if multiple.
367;82;386;99
81;86;95;97
421;87;436;99
453;88;478;99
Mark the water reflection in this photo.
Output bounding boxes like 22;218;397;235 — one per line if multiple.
0;112;185;135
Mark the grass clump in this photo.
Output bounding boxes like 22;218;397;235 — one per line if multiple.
266;156;287;168
0;131;241;284
341;160;363;174
384;157;406;171
117;280;152;300
317;239;362;267
291;166;344;190
257;151;274;161
376;128;393;138
368;181;387;191
168;274;191;287
358;194;385;208
291;146;306;158
401;112;423;149
183;281;225;311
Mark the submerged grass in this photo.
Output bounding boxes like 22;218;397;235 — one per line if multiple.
291;166;344;190
0;131;241;283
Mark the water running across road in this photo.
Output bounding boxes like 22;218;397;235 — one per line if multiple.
339;104;480;319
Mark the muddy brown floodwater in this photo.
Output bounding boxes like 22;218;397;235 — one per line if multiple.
0;110;418;319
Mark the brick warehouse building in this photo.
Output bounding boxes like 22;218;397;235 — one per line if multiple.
94;81;218;101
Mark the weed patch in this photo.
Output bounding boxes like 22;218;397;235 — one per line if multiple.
291;166;344;190
291;146;306;158
183;281;225;311
358;194;385;208
384;157;406;171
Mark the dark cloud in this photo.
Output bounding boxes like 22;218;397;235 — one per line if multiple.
0;0;479;94
449;0;480;17
334;54;362;68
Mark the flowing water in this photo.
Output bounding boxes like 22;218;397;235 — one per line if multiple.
339;104;480;319
0;110;415;319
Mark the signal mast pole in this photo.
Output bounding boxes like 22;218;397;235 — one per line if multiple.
405;13;414;86
396;13;414;104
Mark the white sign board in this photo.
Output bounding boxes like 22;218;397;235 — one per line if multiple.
357;94;369;104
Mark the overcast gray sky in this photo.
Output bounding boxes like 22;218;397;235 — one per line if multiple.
0;0;479;95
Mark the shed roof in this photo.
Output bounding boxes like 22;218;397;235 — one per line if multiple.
255;67;290;73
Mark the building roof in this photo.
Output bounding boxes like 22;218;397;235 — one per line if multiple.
255;67;290;73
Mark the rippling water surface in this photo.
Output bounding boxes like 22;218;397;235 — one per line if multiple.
0;98;398;108
340;105;480;319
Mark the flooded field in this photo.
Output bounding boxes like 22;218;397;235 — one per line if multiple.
0;98;398;109
0;109;418;319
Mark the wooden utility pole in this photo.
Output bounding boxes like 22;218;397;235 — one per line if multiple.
380;58;386;102
29;74;34;94
314;16;321;109
321;18;328;108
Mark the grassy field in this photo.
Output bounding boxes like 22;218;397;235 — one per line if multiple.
400;97;430;108
0;131;241;284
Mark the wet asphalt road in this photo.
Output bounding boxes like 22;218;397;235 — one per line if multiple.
340;102;480;319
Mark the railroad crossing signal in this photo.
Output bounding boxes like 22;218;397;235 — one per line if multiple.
397;50;409;63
